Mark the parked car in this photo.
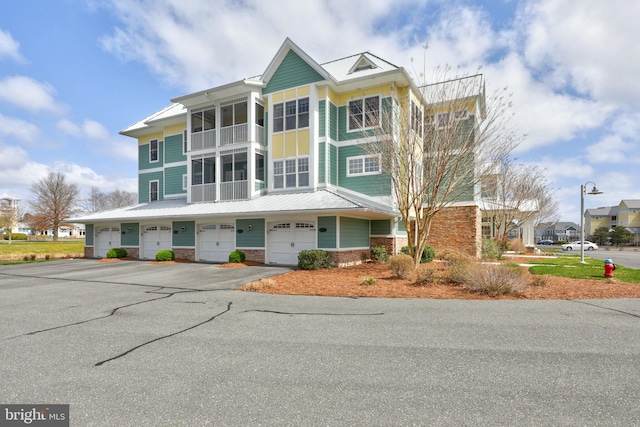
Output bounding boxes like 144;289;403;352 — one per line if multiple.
561;241;598;251
537;240;554;245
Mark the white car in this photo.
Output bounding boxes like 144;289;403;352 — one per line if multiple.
561;241;598;251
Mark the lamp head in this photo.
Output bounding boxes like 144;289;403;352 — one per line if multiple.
587;185;603;195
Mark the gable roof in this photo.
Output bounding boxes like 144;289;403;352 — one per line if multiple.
261;38;329;89
621;200;640;209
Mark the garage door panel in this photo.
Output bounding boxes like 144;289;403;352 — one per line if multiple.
268;221;315;265
96;226;121;258
198;224;235;262
142;225;172;259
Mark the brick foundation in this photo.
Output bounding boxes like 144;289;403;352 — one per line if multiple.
370;236;409;256
172;248;195;262
330;249;370;267
84;247;94;258
240;249;265;264
122;247;139;259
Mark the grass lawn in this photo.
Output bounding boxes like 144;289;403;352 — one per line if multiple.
528;255;640;283
0;240;84;261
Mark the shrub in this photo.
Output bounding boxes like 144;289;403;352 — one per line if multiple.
438;249;475;285
298;250;335;270
415;265;437;285
388;254;414;279
529;274;549;287
361;277;376;286
30;254;36;261
3;233;28;240
155;250;175;261
508;239;526;253
461;264;527;296
481;238;500;260
370;246;388;263
228;250;245;263
400;245;435;263
106;248;128;258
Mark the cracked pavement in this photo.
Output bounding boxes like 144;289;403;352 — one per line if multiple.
1;259;640;426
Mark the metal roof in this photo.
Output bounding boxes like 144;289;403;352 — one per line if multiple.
70;190;395;223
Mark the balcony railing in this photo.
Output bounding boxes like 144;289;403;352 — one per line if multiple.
220;181;248;201
220;123;248;146
191;129;216;151
191;183;216;203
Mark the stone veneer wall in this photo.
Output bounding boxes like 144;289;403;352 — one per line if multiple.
427;205;482;258
84;247;94;258
172;248;195;262
370;236;409;256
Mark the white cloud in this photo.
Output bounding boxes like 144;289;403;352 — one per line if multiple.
57;118;137;162
0;76;62;113
0;28;25;63
0;114;39;143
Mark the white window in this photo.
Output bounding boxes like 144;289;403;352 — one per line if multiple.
192;156;215;185
347;155;381;177
150;140;159;162
411;101;423;135
183;129;188;154
149;180;159;201
255;153;265;181
453;109;469;121
348;96;380;131
273;97;309;132
182;174;188;191
273;157;310;189
191;108;216;133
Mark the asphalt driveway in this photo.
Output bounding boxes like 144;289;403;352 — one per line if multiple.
1;259;639;426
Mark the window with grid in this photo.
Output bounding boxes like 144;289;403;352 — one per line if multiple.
273;97;309;132
347;155;380;177
150;140;158;162
273;157;310;189
348;96;380;131
150;180;159;201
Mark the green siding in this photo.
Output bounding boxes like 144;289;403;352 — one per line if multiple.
121;223;139;246
340;217;370;248
172;221;195;247
263;50;324;94
329;102;338;140
318;142;326;183
371;219;391;235
139;171;163;203
329;144;337;185
317;216;336;248
139;140;164;170
319;100;326;137
236;218;265;247
338;97;392;142
338;144;391;196
165;133;186;163
85;224;94;246
165;165;187;196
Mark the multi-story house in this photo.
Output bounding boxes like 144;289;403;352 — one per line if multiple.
535;222;579;242
585;200;640;244
73;39;491;264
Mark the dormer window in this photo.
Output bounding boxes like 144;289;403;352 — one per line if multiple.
348;54;378;74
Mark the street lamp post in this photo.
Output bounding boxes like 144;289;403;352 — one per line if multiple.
580;182;603;263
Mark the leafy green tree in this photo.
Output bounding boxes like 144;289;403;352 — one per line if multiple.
609;227;633;247
593;226;610;246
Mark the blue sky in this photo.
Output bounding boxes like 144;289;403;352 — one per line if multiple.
1;0;639;224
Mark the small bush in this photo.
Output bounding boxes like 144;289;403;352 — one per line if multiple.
298;250;335;270
361;277;376;286
45;254;50;260
508;239;526;253
481;238;500;260
415;265;437;285
155;250;175;261
106;248;128;258
438;249;475;285
388;254;414;279
462;264;527;296
400;245;435;263
529;274;549;287
30;254;36;261
228;250;245;263
3;233;28;240
370;246;388;263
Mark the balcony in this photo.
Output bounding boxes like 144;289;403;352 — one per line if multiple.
220;123;248;146
191;129;216;151
191;183;216;203
220;181;248;201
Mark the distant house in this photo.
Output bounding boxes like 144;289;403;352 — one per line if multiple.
535;222;579;242
585;199;640;245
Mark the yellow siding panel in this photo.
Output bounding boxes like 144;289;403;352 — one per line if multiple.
165;123;186;136
317;86;326;98
328;87;338;104
285;132;297;157
337;84;392;104
272;92;284;103
139;133;163;145
297;85;310;97
297;129;310;155
272;134;284;159
285;89;297;100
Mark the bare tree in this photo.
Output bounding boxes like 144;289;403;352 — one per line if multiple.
82;186;137;213
480;158;559;242
29;172;80;241
0;197;21;244
366;70;521;266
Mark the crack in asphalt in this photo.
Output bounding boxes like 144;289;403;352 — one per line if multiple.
3;287;199;340
95;302;233;367
573;300;640;319
241;309;385;316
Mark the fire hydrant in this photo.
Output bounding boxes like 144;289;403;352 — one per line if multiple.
604;258;616;278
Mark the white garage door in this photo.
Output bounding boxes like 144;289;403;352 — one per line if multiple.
95;226;121;258
142;225;173;259
198;224;235;262
269;221;316;265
